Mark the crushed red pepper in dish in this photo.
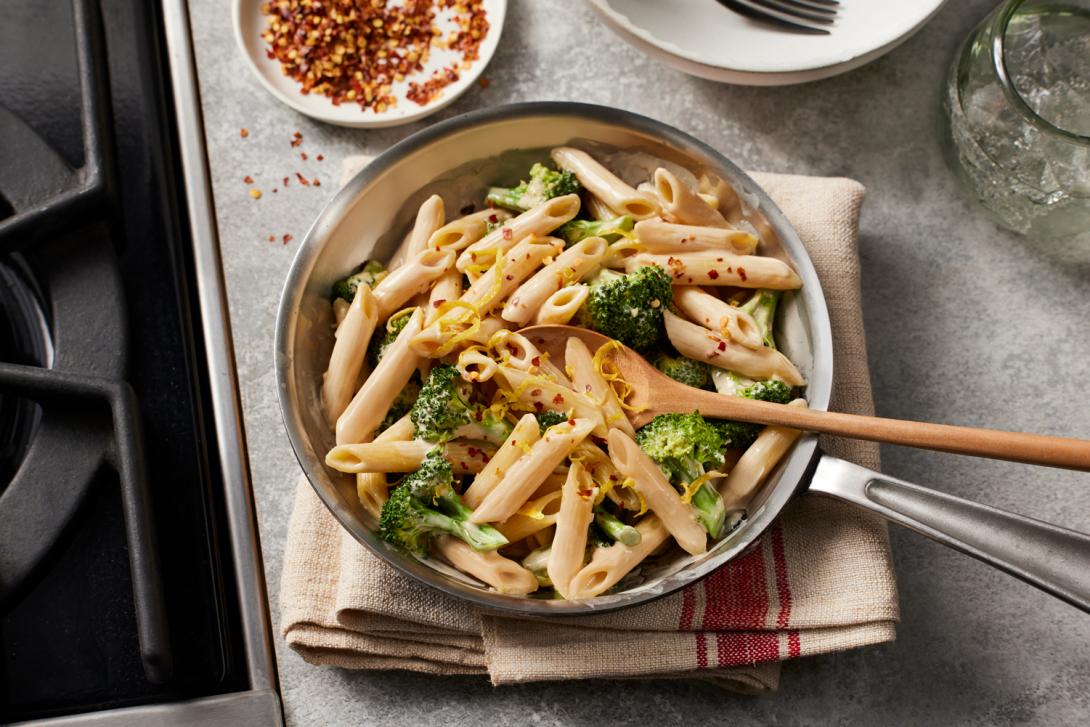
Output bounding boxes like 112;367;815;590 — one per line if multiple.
260;0;489;113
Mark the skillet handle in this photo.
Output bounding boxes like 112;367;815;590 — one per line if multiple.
809;455;1090;613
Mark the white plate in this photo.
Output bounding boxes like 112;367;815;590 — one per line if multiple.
233;0;506;128
586;0;947;86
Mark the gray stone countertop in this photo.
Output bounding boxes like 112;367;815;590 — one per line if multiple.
188;0;1090;724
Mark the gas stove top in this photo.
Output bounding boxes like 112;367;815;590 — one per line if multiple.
0;1;280;723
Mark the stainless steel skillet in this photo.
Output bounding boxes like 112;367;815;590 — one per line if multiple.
274;102;1090;615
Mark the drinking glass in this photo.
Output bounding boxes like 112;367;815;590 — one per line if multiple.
944;0;1090;238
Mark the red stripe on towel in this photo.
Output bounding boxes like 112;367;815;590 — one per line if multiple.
695;632;708;669
700;542;769;630
771;523;792;629
679;585;696;630
787;630;801;658
715;632;780;666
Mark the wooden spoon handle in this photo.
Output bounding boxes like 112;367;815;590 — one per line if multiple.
699;398;1090;471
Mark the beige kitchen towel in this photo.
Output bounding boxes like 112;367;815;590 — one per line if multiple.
280;170;899;693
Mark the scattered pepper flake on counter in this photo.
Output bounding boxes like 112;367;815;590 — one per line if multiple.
316;154;324;161
267;234;275;242
290;130;303;148
283;176;290;187
478;76;489;89
243;175;254;184
300;152;308;161
260;0;489;112
249;188;262;200
295;172;310;187
240;127;249;138
283;233;293;245
312;177;321;187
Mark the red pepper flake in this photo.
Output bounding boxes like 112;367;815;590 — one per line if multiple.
313;177;321;187
716;257;724;262
316;154;324;161
738;266;747;282
467;447;478;457
533;401;544;412
708;270;719;280
716;341;727;351
609;473;619;482
552;393;564;405
295;172;310;187
290;131;303;148
502;228;513;240
488;214;498;224
283;176;290;187
267;234;275;242
530;356;540;367
243;175;254;184
283;233;293;244
567;418;576;426
504;274;513;281
272;188;279;194
432;298;446;308
239;127;249;138
300;152;308;161
478;77;490;89
530;389;542;397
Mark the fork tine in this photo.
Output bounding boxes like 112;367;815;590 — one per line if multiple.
755;0;836;24
773;0;839;15
717;0;832;33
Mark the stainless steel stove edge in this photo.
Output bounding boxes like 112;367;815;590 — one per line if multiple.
12;691;282;727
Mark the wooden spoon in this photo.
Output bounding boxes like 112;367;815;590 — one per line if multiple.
520;324;1090;472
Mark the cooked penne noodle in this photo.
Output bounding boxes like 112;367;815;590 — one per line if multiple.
355;414;415;519
653;168;729;228
462;314;512;345
663;310;805;386
426;208;512;252
435;536;538;595
372;248;456;320
493;366;608;436
501;236;607;325
332;297;350;325
698;173;744;225
322;284;379;426
495;490;563;543
488;329;571;386
530;471;569;499
456;348;499;382
413;237;562;356
634;219;757;255
389;194;445;270
672;285;764;350
470;418;595;524
567;516;670;599
425;271;463;325
698;192;720;209
534;284;589;325
721;399;807;509
327;439;496;475
565;337;635;437
336;308;424;445
607;429;707;556
551;147;659;220
456;195;580;271
463;413;541;509
573;442;639;512
547;462;596;598
626;253;801;290
586;194;617;222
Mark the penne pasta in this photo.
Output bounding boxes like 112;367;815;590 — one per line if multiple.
332;297;350;325
698;173;744;226
488;329;571;386
327;439;496;475
634;219;757;255
565;337;635;437
586;194;618;222
463;413;540;508
720;399;807;509
389;194;445;270
626;252;802;290
456;348;499;383
456;195;580;271
372;247;456;320
470;418;595;524
427;208;512;252
413;237;563;357
607;429;707;556
551;147;659;220
322;284;379;426
495;490;563;543
355;414;415;519
492;366;608;437
547;462;596;598
566;516;670;599
653;168;729;228
534;284;589;325
435;536;539;595
336;308;424;445
672;285;764;350
501;236;607;325
425;270;463;325
664;309;805;386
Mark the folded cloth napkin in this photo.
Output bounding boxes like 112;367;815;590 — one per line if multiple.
279;165;900;693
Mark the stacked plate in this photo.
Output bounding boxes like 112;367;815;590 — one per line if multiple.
586;0;948;86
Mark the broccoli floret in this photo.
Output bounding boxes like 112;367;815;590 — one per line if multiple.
332;260;387;302
367;312;412;368
411;365;512;444
379;450;508;556
556;215;634;246
739;289;782;349
594;507;641;546
707;375;794;448
635;412;727;538
534;410;568;433
653;352;712;390
485;163;581;211
580;265;673;351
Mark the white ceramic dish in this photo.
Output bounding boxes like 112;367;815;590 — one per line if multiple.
585;0;948;86
233;0;506;128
